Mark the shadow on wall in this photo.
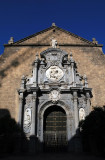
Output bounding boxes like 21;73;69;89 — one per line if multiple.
0;30;54;87
79;106;105;156
0;107;105;156
0;109;28;154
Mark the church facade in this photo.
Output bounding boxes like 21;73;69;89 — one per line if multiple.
0;23;105;152
18;47;92;151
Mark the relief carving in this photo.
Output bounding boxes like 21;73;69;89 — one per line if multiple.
46;66;64;81
49;90;60;103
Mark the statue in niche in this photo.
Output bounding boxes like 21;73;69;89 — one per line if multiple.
24;108;31;128
51;37;57;48
79;108;85;121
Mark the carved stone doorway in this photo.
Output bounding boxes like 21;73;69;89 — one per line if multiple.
43;105;68;152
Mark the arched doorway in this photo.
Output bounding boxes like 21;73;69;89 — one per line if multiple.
43;105;67;151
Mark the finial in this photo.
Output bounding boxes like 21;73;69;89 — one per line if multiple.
35;53;39;60
70;52;72;57
52;23;56;27
8;37;14;44
84;74;87;79
20;75;26;89
70;52;74;62
84;74;88;87
92;38;98;44
21;75;25;79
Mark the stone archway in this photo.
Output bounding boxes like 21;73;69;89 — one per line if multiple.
38;101;73;144
43;105;67;151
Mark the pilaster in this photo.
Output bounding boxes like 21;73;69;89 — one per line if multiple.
33;54;39;87
30;92;37;136
18;92;23;127
86;92;91;114
73;91;79;130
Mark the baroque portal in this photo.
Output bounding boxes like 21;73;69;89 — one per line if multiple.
18;47;92;152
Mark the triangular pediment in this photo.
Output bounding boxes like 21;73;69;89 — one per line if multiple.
12;25;96;46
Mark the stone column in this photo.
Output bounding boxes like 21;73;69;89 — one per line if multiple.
18;92;23;128
18;75;26;127
29;92;37;153
71;62;75;87
84;75;88;88
73;91;83;152
30;92;37;136
73;91;79;130
40;116;43;142
70;53;75;87
86;92;91;114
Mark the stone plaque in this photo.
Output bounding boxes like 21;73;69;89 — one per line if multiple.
46;66;64;81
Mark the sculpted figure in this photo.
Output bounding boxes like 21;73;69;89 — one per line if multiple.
24;108;31;127
51;37;57;48
79;108;85;121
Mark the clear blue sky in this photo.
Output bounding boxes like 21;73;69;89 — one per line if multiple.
0;0;105;54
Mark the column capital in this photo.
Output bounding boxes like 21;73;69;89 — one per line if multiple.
83;75;88;88
20;75;26;89
72;90;78;99
32;92;37;101
86;92;90;99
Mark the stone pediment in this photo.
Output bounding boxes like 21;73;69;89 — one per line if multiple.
10;25;98;46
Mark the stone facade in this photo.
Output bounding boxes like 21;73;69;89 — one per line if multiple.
0;24;105;124
18;47;92;152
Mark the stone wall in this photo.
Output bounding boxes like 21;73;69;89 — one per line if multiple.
0;27;105;121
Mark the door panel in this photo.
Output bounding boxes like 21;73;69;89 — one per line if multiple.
43;106;67;152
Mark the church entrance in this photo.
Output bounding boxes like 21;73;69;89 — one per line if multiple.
43;105;67;152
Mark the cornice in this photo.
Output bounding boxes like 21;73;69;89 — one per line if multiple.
4;43;103;47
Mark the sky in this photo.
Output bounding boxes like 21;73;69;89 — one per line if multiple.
0;0;105;54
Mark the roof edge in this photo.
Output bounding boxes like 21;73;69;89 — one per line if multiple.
4;44;103;47
4;25;103;46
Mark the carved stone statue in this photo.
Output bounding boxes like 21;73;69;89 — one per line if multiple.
8;37;14;44
24;108;31;129
79;108;85;121
51;37;57;48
